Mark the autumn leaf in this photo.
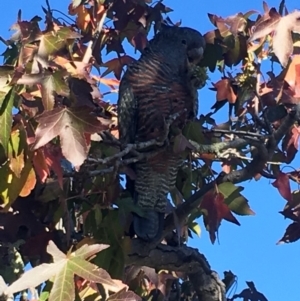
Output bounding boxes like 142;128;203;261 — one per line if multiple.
284;55;300;89
93;76;120;91
33;106;112;167
19;167;36;197
200;190;240;243
272;171;292;202
44;144;64;188
5;241;126;300
73;5;92;31
32;148;50;183
213;79;237;104
249;10;300;67
40;70;69;111
102;55;135;80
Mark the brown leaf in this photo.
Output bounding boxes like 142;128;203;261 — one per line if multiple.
19;167;36;197
102;55;135;80
213;79;237;104
33;106;111;167
272;171;292;202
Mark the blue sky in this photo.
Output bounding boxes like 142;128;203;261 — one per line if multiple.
1;0;300;300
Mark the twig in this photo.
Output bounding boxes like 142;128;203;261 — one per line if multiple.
206;128;268;139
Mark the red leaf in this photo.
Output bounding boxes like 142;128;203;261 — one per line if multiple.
271;171;292;202
200;190;240;243
33;149;50;183
44;144;64;189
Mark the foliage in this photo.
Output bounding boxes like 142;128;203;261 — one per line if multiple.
0;0;300;300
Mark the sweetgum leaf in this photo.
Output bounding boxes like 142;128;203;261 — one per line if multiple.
33;106;111;167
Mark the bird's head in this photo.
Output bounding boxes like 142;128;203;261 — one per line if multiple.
159;24;206;65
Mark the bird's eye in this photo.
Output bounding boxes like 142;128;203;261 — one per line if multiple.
181;39;187;45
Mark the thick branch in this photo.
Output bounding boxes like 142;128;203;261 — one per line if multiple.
127;239;226;301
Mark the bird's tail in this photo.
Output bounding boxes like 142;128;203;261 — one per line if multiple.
133;209;164;241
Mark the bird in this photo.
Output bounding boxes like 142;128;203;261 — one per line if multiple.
117;24;206;242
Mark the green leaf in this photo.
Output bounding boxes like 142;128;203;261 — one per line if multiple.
49;265;74;301
0;87;15;155
218;182;255;216
74;243;109;260
183;121;205;144
8;128;27;177
38;28;81;58
188;221;201;237
0;156;33;209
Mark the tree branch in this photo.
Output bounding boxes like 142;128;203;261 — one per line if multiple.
127;239;226;301
164;103;300;236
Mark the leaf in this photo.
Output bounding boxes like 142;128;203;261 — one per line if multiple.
188;221;201;237
0;87;14;155
284;55;300;89
218;182;255;216
107;288;141;301
74;243;109;260
200;190;240;243
47;240;66;261
40;70;69;111
6;240;126;298
249;9;280;43
249;10;300;67
94;76;120;90
33;106;111;167
277;222;300;244
0;153;33;210
173;133;195;154
32;149;50;183
272;171;292;202
6;263;61;296
183;121;205;145
38;27;81;59
19;167;36;197
102;55;135;80
44;144;64;188
213;79;237;104
8;129;27;178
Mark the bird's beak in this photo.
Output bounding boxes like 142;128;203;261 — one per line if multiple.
188;47;204;64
